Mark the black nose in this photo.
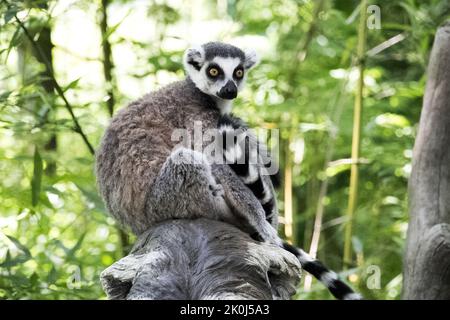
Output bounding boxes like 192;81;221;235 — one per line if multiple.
218;81;237;99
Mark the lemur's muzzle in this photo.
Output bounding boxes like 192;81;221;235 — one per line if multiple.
218;81;237;100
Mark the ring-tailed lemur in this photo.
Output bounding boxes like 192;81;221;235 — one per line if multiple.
95;41;361;300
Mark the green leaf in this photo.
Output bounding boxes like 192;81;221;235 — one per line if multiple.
51;239;70;255
0;250;12;268
62;78;81;93
67;232;87;259
31;146;43;206
47;266;58;284
4;6;18;24
6;235;31;258
44;186;64;196
5;26;22;63
0;90;13;102
30;272;39;286
0;237;31;268
375;113;410;128
103;10;132;41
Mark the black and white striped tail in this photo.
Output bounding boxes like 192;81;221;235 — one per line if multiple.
282;242;362;300
218;115;362;300
218;114;277;224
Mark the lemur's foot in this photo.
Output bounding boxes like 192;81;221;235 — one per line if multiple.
209;183;224;197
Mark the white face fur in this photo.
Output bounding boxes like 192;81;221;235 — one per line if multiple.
183;44;258;114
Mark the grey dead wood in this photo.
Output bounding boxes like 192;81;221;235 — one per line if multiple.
402;22;450;300
100;218;302;300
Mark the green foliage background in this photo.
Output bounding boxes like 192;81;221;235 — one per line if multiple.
0;0;449;299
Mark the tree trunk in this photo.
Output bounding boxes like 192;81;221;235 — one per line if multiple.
100;0;115;117
402;22;450;300
101;219;302;300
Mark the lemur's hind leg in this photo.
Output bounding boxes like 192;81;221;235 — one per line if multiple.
145;147;235;225
211;163;282;246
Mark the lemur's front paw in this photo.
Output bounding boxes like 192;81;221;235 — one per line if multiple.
217;115;253;175
209;183;224;197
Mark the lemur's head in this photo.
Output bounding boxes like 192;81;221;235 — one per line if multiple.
183;42;258;108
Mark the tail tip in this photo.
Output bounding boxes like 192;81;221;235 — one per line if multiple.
342;292;363;300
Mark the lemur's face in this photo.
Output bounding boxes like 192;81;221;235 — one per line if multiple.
184;42;258;101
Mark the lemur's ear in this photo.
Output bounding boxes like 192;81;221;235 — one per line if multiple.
183;46;205;71
243;49;259;70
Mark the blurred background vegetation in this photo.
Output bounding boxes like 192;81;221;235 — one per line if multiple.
0;0;449;300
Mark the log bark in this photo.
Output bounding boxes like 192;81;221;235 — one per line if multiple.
101;219;302;300
402;22;450;300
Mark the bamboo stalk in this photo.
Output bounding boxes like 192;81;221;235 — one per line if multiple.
100;0;116;117
304;62;351;290
343;0;368;268
18;7;58;176
284;134;294;243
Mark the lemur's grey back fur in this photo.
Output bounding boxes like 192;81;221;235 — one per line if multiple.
97;79;220;234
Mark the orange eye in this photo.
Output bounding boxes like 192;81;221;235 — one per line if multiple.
235;69;244;78
209;68;219;77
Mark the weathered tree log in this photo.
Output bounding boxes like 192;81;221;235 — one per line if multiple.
101;218;302;299
403;22;450;300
